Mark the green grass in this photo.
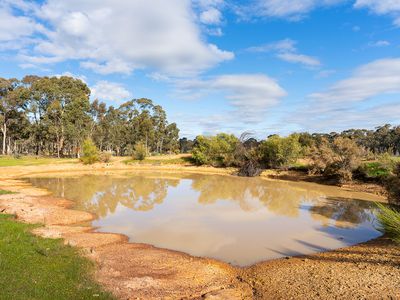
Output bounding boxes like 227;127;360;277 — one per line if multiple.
376;203;400;244
0;189;14;195
0;156;77;167
0;214;114;300
361;162;392;178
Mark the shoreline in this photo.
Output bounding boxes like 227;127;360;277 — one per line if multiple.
1;161;399;299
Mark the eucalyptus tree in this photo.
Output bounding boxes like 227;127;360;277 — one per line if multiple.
0;77;28;155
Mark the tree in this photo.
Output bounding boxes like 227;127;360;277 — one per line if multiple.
0;78;28;155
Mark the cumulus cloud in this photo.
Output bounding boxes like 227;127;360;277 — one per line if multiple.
355;0;400;26
91;81;132;102
4;0;233;76
175;74;287;123
200;8;223;24
290;58;400;131
247;39;321;67
310;58;400;104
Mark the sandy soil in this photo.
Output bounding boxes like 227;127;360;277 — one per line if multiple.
0;161;399;299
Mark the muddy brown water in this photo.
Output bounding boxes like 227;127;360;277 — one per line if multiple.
25;171;382;266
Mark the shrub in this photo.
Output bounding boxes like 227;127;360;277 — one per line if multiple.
309;137;362;183
80;138;99;165
385;163;400;205
376;203;400;244
192;134;240;167
99;151;112;163
133;142;147;160
259;134;302;169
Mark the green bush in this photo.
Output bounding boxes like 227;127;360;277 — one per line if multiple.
133;142;147;160
192;134;240;167
360;153;398;179
80;138;99;165
376;203;400;244
259;134;302;169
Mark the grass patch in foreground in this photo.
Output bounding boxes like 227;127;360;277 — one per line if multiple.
0;189;14;195
0;156;77;167
376;203;400;244
0;214;114;300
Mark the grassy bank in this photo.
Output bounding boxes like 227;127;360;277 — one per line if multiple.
0;156;77;167
0;189;14;195
0;214;113;300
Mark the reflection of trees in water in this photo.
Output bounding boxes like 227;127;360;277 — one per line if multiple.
29;175;180;217
29;174;376;226
190;175;323;217
309;197;375;228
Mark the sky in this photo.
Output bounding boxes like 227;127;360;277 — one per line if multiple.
1;0;400;138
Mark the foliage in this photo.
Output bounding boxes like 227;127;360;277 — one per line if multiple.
99;151;112;163
385;163;400;205
309;137;362;183
133;142;147;160
0;76;180;158
192;134;240;167
376;203;400;244
259;134;302;169
80;138;99;165
0;214;113;299
358;153;396;180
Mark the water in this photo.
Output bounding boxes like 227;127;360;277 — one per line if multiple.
25;172;382;266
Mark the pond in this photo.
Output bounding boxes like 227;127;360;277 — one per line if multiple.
25;172;382;266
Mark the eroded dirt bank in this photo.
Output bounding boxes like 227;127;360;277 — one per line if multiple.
1;162;399;299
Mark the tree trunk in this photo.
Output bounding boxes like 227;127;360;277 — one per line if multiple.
1;123;6;155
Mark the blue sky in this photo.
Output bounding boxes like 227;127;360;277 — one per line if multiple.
1;0;400;138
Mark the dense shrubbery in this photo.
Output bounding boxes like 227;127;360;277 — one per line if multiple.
192;134;240;167
357;153;397;180
385;163;400;204
259;134;302;169
309;137;362;183
80;138;99;165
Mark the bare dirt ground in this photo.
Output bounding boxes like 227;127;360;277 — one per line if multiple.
0;161;399;299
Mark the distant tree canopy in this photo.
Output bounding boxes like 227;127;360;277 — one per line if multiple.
0;75;179;157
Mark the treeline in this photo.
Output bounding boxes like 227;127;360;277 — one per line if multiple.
180;124;400;156
0;76;179;157
187;126;400;203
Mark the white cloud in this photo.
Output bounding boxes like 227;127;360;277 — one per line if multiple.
355;0;400;26
369;40;391;47
200;8;222;24
6;0;233;76
277;52;321;67
246;0;345;20
175;74;287;123
310;58;400;104
91;81;132;102
54;72;87;83
289;58;400;131
247;39;321;67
